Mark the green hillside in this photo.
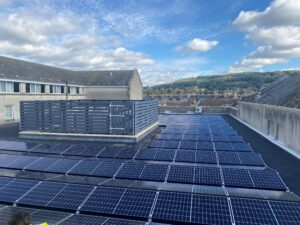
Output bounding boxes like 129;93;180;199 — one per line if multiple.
145;70;300;94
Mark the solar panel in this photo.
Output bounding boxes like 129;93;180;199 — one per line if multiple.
116;148;137;159
154;150;175;161
18;181;67;207
48;144;71;154
0;154;19;167
227;135;244;143
183;134;198;141
139;164;168;181
195;151;217;164
179;141;197;150
104;218;146;225
152;191;192;223
62;145;86;156
249;170;287;190
6;156;40;169
135;149;156;160
148;140;164;148
231;198;278;225
25;157;59;172
29;143;57;153
197;141;214;151
214;142;233;151
58;214;108;225
46;159;79;173
80;146;103;157
197;135;212;142
47;183;94;210
222;168;254;188
175;150;195;163
116;162;145;179
80;186;125;214
218;152;241;165
194;167;222;186
0;141;38;152
212;135;228;142
239;153;265;166
114;189;156;218
269;200;300;225
68;160;101;175
168;134;183;141
0;179;38;203
167;165;194;184
97;147;120;158
155;134;170;140
91;160;122;178
0;176;14;188
232;143;252;152
192;194;232;225
163;140;180;149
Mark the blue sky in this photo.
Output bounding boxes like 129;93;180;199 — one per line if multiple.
0;0;299;86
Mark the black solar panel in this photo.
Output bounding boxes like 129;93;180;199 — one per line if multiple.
148;140;164;148
239;153;265;166
139;164;168;181
116;162;145;179
0;179;38;203
47;183;93;210
0;176;14;188
25;157;59;172
249;170;287;190
214;142;233;151
29;143;57;153
6;156;40;169
81;186;125;214
212;135;228;142
218;152;241;165
154;150;175;161
231;198;278;225
46;159;79;173
195;151;217;164
80;146;103;157
194;167;222;186
152;191;192;223
0;154;19;167
97;147;120;158
91;160;122;177
167;165;194;184
0;141;38;152
135;149;156;160
114;189;156;218
197;135;212;142
192;194;232;225
197;141;214;151
116;148;137;159
227;135;244;143
175;150;195;163
183;134;198;141
68;160;101;176
232;143;252;152
222;168;254;188
104;218;146;225
62;145;86;156
49;144;71;154
18;181;67;207
168;134;183;141
179;141;197;150
163;140;180;149
269;200;300;225
155;134;170;140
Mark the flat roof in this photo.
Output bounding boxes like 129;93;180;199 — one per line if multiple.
0;114;299;224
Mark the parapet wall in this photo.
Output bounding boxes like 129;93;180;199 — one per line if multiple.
238;101;300;157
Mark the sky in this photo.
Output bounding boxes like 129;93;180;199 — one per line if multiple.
0;0;299;86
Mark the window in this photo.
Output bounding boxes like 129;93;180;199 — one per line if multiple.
51;85;63;94
4;105;14;121
28;83;42;93
14;82;19;92
76;87;80;94
0;81;14;93
68;86;77;94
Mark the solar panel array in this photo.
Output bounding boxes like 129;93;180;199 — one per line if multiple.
0;114;299;224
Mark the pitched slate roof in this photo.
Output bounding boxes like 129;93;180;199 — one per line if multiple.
0;55;135;86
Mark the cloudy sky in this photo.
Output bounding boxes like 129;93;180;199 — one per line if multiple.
0;0;299;86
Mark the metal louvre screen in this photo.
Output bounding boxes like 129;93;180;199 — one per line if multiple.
20;100;158;135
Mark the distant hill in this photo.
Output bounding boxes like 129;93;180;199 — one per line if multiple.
146;71;300;93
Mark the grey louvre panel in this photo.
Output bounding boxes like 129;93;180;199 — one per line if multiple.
20;100;158;135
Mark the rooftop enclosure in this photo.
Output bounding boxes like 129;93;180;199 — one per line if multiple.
20;100;158;136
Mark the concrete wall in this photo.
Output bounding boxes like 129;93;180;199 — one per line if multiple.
0;94;84;124
129;70;143;100
238;101;300;156
84;86;129;100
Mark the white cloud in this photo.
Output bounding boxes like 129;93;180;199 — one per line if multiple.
176;38;218;52
0;4;155;71
230;0;300;73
